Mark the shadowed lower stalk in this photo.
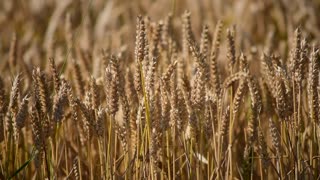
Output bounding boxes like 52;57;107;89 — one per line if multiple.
98;139;104;178
106;115;114;179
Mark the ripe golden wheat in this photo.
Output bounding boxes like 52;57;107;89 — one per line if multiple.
0;0;320;179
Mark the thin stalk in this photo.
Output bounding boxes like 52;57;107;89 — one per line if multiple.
227;65;234;179
61;123;69;176
87;141;93;180
173;128;176;179
113;130;118;179
297;85;302;177
292;79;299;180
166;131;171;180
106;115;114;179
228;87;234;179
44;143;51;180
259;158;264;180
189;138;194;178
98;139;104;178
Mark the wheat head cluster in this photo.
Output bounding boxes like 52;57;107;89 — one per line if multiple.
0;0;320;179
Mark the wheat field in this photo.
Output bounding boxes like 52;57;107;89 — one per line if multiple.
1;0;320;179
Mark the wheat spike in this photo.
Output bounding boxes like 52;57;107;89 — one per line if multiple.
269;118;281;155
49;58;61;94
6;74;22;134
226;27;236;72
52;82;68;123
13;94;29;140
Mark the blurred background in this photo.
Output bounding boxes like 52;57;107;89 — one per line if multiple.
1;0;320;71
